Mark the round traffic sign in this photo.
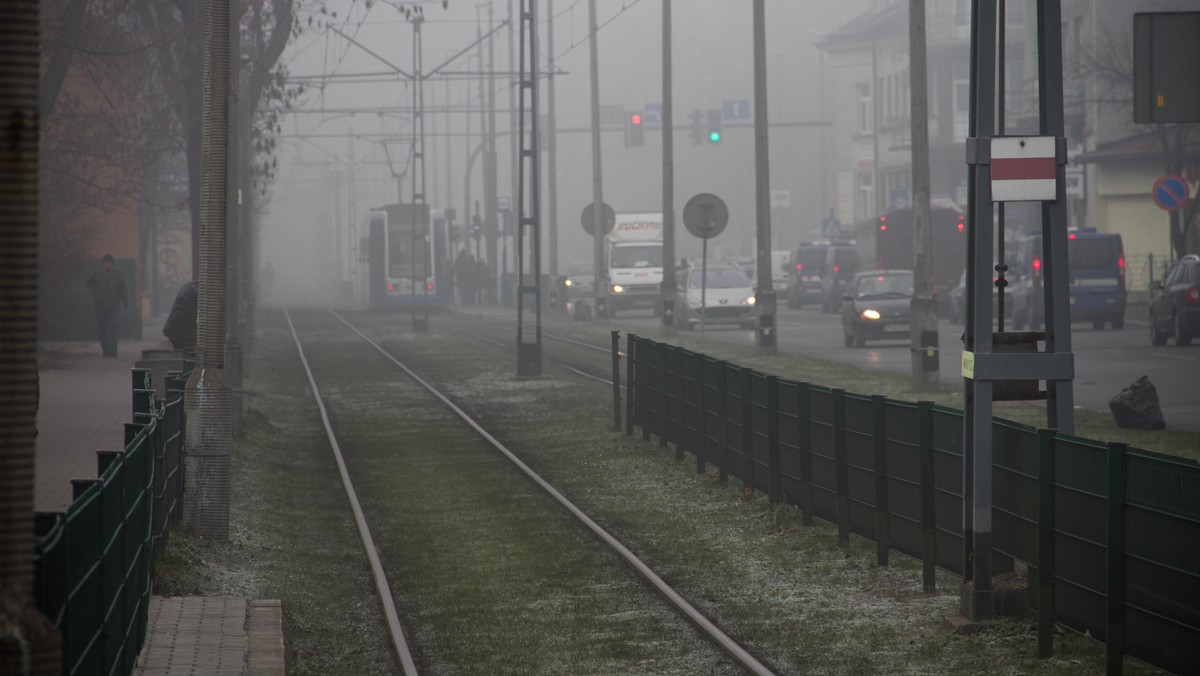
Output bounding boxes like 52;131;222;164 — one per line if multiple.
581;202;615;236
681;193;729;239
1152;174;1190;212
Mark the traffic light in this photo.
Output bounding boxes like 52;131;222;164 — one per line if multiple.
625;111;644;147
688;109;705;145
706;109;722;143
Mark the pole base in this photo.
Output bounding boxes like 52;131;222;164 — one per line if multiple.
959;574;1028;621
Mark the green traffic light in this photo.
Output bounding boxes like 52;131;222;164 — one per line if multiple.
709;131;721;143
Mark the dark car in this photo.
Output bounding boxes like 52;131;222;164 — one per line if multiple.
820;243;859;313
786;243;831;309
1149;254;1200;346
841;270;913;347
948;269;1015;325
1009;229;1126;330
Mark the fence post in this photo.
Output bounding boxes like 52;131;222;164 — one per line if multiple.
917;400;936;592
767;376;781;505
872;395;890;567
717;363;729;484
1106;441;1128;675
131;367;151;396
1037;428;1057;658
675;348;686;461
657;343;668;450
741;367;754;493
833;388;849;547
797;382;813;526
696;356;707;475
611;331;621;432
641;342;652;442
625;334;636;436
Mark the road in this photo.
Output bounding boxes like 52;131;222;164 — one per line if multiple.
615;306;1200;433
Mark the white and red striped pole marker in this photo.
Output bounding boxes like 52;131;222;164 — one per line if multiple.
990;136;1059;202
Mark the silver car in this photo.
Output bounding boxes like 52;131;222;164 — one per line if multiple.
675;263;756;330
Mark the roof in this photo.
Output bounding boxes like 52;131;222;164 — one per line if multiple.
1074;127;1200;165
818;0;905;47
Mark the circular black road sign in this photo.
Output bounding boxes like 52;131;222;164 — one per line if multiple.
682;193;729;239
581;202;616;236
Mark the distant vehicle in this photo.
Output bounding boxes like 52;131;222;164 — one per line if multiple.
820;243;860;313
562;261;595;299
1009;229;1126;330
786;241;853;310
674;261;756;330
606;212;663;316
948;269;1014;325
728;252;789;294
1149;254;1200;346
853;205;966;316
841;270;913;347
367;204;451;311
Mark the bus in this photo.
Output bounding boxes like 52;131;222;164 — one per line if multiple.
854;204;967;313
366;203;451;311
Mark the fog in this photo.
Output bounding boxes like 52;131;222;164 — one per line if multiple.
262;0;871;306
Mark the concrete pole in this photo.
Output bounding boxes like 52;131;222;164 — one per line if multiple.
659;0;677;335
752;0;775;351
909;0;938;391
588;0;606;318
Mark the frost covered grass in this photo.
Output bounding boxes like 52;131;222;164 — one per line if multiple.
154;308;1163;675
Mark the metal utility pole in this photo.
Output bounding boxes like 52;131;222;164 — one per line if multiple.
225;5;243;423
185;0;234;539
752;0;775;351
659;0;677;335
909;0;937;390
485;5;500;297
587;0;606;318
410;9;429;332
546;0;559;287
515;0;542;376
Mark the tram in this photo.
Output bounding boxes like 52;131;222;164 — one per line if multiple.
366;203;451;311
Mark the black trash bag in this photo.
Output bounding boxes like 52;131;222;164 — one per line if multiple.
1109;376;1166;430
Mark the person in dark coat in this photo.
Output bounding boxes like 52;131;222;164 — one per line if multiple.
162;280;199;351
86;254;128;357
454;248;476;305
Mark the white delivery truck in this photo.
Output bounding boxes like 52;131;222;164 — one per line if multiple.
605;212;663;316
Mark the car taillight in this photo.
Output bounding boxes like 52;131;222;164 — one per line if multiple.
387;282;396;292
1117;256;1125;279
426;282;434;291
832;264;839;275
795;263;803;272
1187;287;1199;304
1032;257;1041;284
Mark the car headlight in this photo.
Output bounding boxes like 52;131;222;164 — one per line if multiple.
687;296;703;308
564;279;573;287
861;309;881;320
743;296;756;306
611;284;624;294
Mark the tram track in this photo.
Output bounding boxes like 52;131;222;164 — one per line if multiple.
283;307;774;675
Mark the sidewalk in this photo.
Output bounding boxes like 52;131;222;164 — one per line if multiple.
36;316;285;676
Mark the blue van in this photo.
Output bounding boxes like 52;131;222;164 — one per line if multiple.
1009;229;1126;330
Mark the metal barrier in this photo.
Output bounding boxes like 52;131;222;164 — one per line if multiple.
33;365;190;676
624;335;1199;675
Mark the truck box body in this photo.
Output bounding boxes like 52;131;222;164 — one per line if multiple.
606;212;663;314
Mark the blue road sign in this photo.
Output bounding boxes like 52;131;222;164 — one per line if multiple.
723;99;750;120
643;103;663;125
1152;174;1190;212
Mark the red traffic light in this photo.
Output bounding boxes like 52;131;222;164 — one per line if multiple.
630;113;642;126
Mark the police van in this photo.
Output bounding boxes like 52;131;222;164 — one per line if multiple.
1009;229;1126;330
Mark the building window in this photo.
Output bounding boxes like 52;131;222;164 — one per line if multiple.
857;172;875;219
857;82;873;134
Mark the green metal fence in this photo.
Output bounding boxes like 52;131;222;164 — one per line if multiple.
625;335;1199;675
34;364;190;676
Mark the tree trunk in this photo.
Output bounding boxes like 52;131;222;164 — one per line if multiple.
0;1;64;673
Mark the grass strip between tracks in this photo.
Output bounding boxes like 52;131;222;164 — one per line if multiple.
156;308;1162;675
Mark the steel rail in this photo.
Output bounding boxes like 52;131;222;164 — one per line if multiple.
283;309;420;676
329;309;775;676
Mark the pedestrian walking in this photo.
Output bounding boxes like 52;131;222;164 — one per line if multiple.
454;248;476;305
474;258;493;305
86;254;128;357
162;280;199;351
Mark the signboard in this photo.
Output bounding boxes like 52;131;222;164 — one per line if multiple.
580;202;615;236
991;136;1058;202
682;193;729;239
643;103;663;126
1134;12;1200;124
723;99;750;120
1152;174;1190;212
